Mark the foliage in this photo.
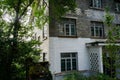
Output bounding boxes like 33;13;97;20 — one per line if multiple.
29;63;52;80
50;0;76;19
103;7;120;78
64;71;116;80
64;71;87;80
0;0;76;80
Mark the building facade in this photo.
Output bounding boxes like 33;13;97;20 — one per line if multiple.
39;0;120;80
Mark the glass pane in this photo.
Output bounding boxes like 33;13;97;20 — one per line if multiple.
61;53;70;58
99;28;103;37
72;59;77;70
94;0;101;8
61;59;65;71
72;53;76;57
95;27;99;36
93;0;96;7
118;3;120;11
91;27;94;36
71;24;76;35
65;24;69;35
67;59;71;71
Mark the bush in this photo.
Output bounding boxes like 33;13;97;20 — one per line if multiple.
64;71;116;80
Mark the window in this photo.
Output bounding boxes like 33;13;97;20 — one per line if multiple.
59;18;76;36
115;1;120;12
43;53;46;61
90;0;102;8
91;22;104;37
61;52;77;71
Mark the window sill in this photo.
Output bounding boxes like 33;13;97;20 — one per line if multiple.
89;7;104;11
54;70;91;76
55;70;78;76
115;11;120;14
90;36;106;39
58;36;78;38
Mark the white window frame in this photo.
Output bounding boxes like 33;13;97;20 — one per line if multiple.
61;52;77;72
59;18;76;36
91;0;102;8
91;22;104;37
64;23;76;36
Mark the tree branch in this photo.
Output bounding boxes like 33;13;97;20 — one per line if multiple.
19;0;34;19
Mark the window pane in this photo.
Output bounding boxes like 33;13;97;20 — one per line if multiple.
71;24;76;35
99;27;103;37
72;59;77;70
61;53;70;58
116;3;120;11
72;53;76;57
91;27;94;36
67;59;71;70
92;0;101;8
97;0;101;8
118;3;120;11
61;59;65;71
94;0;97;7
95;27;99;36
65;24;70;35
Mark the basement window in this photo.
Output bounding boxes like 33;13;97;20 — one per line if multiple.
61;52;77;72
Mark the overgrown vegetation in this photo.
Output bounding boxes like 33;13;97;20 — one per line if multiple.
64;71;115;80
103;8;120;78
0;0;76;80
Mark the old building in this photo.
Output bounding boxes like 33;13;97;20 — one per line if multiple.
37;0;120;80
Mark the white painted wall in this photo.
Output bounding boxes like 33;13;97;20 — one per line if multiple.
49;37;97;74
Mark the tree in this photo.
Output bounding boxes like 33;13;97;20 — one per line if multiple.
103;8;120;78
0;0;76;80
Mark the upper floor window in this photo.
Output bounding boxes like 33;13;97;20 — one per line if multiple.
59;18;76;36
115;1;120;12
91;22;104;38
90;0;102;8
61;52;77;71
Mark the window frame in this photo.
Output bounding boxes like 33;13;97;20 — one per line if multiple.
64;23;76;36
91;22;104;38
59;18;77;37
61;52;78;72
